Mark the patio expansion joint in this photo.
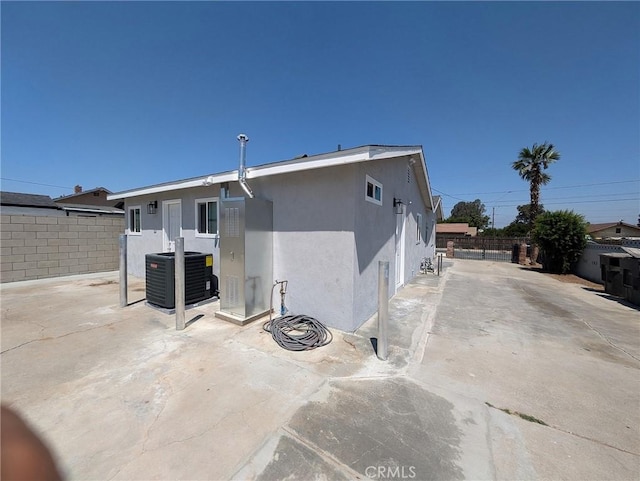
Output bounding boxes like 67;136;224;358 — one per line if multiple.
280;425;369;481
580;318;640;363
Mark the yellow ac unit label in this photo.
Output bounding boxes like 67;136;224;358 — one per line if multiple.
206;255;213;267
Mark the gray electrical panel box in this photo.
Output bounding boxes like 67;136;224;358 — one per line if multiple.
217;196;273;324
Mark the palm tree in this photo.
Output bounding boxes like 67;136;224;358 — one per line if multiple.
512;142;560;263
512;142;560;229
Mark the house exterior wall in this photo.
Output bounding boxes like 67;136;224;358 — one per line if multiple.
352;157;436;325
120;156;436;332
1;213;124;283
251;164;357;331
590;225;640;239
125;186;224;278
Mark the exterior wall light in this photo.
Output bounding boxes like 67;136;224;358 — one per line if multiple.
393;197;404;215
147;201;158;214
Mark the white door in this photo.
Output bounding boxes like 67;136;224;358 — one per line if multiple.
163;200;182;252
395;212;405;290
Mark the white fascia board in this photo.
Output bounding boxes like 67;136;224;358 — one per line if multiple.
107;172;238;200
417;150;435;210
370;145;423;159
433;196;445;221
61;206;123;214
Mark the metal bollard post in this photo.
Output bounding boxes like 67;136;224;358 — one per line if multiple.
119;234;128;307
438;253;443;276
377;261;389;361
175;237;185;331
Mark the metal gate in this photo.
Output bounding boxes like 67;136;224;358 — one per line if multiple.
436;236;529;262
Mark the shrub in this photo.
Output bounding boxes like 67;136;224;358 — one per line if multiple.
532;210;587;274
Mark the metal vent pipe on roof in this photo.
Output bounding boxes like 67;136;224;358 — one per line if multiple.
237;133;254;198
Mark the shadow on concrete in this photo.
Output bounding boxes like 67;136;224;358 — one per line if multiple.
581;287;640;311
370;337;378;356
127;298;146;307
517;265;543;272
185;314;205;328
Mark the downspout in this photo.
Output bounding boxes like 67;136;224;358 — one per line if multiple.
237;134;254;198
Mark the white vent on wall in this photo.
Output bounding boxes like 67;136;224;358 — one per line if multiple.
225;208;240;237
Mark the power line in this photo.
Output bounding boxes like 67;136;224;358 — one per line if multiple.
431;188;468;202
544;179;639;191
445;179;640;196
492;198;639;208
0;177;72;190
489;191;639;204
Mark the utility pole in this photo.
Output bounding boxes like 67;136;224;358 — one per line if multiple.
492;207;495;230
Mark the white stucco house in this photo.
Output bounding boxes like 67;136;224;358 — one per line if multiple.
108;143;442;332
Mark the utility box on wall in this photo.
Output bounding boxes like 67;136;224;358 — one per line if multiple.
600;252;640;306
216;197;273;324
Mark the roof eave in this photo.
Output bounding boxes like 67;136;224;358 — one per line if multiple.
107;172;238;200
107;145;427;201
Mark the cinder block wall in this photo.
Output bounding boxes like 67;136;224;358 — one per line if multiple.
1;214;124;283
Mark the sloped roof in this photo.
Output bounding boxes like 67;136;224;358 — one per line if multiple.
55;202;124;215
0;191;60;209
54;187;112;202
588;222;640;233
436;223;470;234
622;247;640;258
108;144;436;211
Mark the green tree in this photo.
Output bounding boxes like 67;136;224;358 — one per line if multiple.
512;143;559;227
512;142;560;262
532;210;587;274
482;227;507;237
514;203;545;226
445;199;490;229
503;222;530;237
503;204;545;237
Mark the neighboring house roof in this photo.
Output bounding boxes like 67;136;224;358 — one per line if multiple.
622;247;640;258
435;223;477;236
54;187;112;202
55;202;124;215
437;223;467;233
107;144;436;211
588;222;640;234
0;191;60;209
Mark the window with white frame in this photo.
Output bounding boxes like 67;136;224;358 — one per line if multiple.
365;175;382;205
416;213;423;244
195;198;218;237
128;206;141;235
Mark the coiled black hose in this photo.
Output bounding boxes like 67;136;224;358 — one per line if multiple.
263;315;333;351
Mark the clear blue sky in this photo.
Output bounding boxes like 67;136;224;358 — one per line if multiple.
2;1;638;227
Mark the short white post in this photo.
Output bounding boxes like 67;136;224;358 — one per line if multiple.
377;261;389;361
119;234;127;307
175;238;185;331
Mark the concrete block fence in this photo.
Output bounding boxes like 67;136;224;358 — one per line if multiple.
0;214;124;283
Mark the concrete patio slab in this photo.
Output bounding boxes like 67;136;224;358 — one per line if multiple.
1;259;638;480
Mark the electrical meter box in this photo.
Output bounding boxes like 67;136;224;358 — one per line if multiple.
217;197;273;324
